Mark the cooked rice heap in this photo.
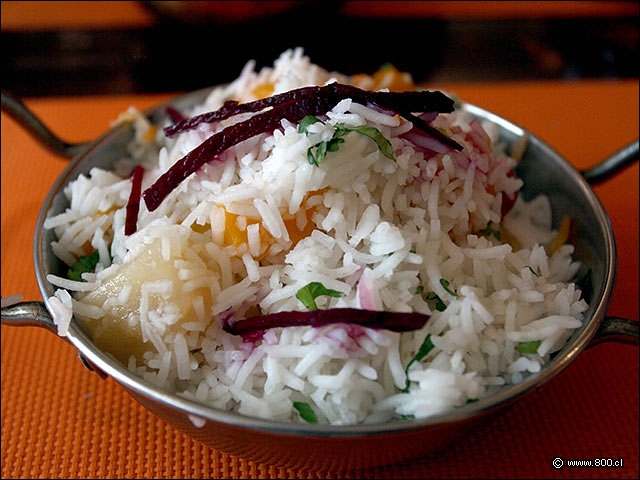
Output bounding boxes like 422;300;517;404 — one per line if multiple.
44;48;588;425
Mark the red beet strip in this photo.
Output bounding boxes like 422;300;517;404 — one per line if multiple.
125;165;145;236
144;92;333;211
328;83;456;114
164;83;458;138
222;308;430;336
392;107;463;151
165;106;187;124
146;83;463;212
164;87;325;137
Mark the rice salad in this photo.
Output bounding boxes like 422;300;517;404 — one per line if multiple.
44;48;588;425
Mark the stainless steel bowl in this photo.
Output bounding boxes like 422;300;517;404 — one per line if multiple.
1;88;638;470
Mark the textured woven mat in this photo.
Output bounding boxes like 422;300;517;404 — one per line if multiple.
2;82;638;479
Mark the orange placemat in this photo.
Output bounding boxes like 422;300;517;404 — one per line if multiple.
1;1;155;31
1;81;638;479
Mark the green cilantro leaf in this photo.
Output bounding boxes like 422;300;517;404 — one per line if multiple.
301;120;395;166
425;291;447;312
67;250;100;282
315;140;328;164
479;222;501;241
516;340;542;354
293;401;318;423
298;115;323;134
440;278;458;297
401;334;435;393
296;282;343;310
344;125;396;161
307;147;319;166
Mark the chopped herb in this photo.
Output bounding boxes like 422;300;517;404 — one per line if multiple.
305;121;395;166
325;135;345;152
440;278;458;297
425;291;447;312
310;140;328;166
335;124;396;161
466;398;479;404
479;222;501;241
67;250;100;281
401;334;435;392
416;285;446;311
293;401;318;424
295;282;343;310
400;414;414;420
526;266;540;277
306;147;318;166
516;340;541;354
297;115;323;134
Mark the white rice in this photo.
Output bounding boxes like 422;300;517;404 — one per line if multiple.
44;48;589;425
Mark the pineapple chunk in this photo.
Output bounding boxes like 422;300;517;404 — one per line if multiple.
78;241;217;364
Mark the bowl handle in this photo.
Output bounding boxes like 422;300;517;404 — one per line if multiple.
1;299;108;378
581;139;639;184
1;299;60;335
1;90;90;158
587;316;639;348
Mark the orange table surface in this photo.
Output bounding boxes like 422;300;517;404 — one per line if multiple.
2;1;638;32
1;80;638;479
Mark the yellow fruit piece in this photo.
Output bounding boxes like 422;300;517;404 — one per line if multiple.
548;216;571;254
221;203;318;252
352;64;415;92
143;125;158;143
284;212;315;246
251;82;275;100
223;209;254;247
79;241;216;364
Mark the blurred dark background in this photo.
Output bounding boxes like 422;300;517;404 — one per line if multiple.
2;1;638;98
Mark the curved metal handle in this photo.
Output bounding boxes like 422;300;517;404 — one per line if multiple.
1;299;107;377
581;139;639;185
587;316;639;348
1;300;60;335
1;90;90;158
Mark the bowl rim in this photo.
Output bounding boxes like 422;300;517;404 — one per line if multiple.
33;88;617;436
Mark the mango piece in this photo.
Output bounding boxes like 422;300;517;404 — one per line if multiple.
353;64;415;92
251;82;275;100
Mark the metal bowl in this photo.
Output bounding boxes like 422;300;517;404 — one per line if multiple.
1;87;638;470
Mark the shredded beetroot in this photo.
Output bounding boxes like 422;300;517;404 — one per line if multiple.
165;83;457;138
393;108;463;151
165;106;186;124
144;91;333;211
222;308;430;336
125;165;145;236
164;89;323;137
145;83;462;212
